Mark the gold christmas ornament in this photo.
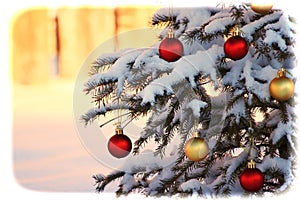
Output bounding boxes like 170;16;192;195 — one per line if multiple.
269;68;294;102
250;3;273;15
184;131;209;162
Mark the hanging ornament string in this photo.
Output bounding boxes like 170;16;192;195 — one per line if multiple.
192;119;198;132
239;123;255;156
99;112;130;128
113;97;125;128
98;97;136;128
168;0;174;26
116;96;136;129
120;115;136;129
283;67;294;78
117;97;122;125
107;97;133;159
239;93;255;157
239;92;264;192
248;121;255;160
248;91;255;159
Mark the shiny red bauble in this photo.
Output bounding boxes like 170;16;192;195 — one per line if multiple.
108;134;132;158
239;168;264;192
159;37;183;62
224;35;249;60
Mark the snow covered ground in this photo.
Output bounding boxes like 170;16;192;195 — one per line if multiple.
12;79;112;192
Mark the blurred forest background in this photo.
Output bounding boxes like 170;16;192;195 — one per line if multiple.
11;6;158;83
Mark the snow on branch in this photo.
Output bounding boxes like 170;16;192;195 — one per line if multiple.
81;102;130;125
84;48;145;94
241;11;282;41
264;29;288;51
204;14;233;34
179;178;201;191
119;173;139;193
265;14;296;39
259;155;293;192
137;45;224;105
186;99;208;118
270;104;296;147
241;61;277;101
152;7;216;29
128;46;174;87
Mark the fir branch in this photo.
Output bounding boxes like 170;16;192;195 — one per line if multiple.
278;102;289;124
151;13;176;27
182;8;235;44
93;171;125;192
213;165;228;194
225;91;246;112
91;82;116;102
133;133;154;155
253;41;272;61
154;120;179;158
80;102;130;126
116;174;140;196
156;161;195;194
273;48;295;63
95;55;119;67
174;121;191;166
126;97;153;117
90;49;137;75
229;4;246;23
153;97;181;157
263;167;285;192
89;57;116;76
86;6;297;197
84;78;118;95
130;96;177;155
191;155;216;179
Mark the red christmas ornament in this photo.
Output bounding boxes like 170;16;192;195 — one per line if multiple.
239;160;264;192
159;28;183;62
224;35;249;60
108;126;132;158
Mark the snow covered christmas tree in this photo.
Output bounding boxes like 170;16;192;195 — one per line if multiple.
81;3;297;197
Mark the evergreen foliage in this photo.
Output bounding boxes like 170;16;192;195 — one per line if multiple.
82;4;297;197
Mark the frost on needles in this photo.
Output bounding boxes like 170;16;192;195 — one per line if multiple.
82;5;297;197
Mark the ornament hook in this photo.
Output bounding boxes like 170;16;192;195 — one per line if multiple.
115;123;123;135
247;159;256;169
167;27;175;38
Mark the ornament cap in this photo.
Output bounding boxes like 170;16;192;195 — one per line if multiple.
192;131;201;138
230;25;245;37
167;28;175;38
233;26;240;36
115;124;123;135
278;68;286;78
247;159;256;169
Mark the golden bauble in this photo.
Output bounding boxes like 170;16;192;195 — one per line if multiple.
269;69;294;102
251;4;273;15
184;133;209;162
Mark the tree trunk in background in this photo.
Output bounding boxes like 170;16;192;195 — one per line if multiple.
11;8;50;84
57;7;115;79
115;6;159;49
10;6;158;84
